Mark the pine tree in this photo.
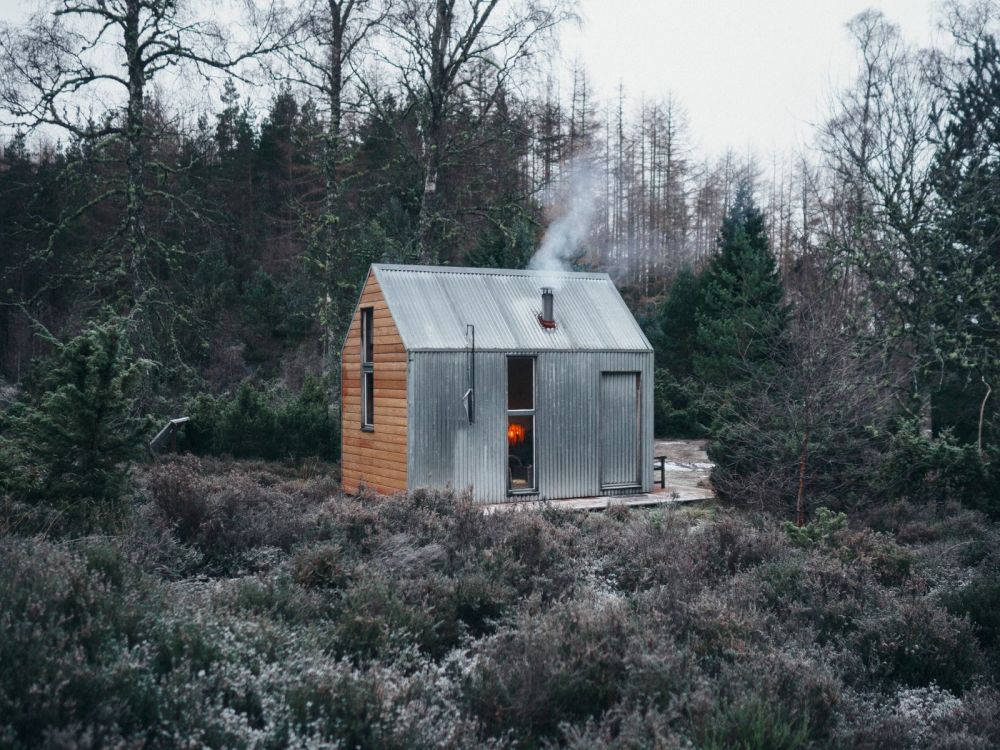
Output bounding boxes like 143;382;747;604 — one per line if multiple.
655;266;703;378
693;181;788;389
1;318;150;521
648;267;710;437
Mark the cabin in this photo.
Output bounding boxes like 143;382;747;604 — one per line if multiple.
340;264;654;503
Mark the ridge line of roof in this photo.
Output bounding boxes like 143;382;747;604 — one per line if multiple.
372;263;613;280
406;347;653;353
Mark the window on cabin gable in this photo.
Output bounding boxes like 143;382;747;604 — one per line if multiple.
361;308;374;429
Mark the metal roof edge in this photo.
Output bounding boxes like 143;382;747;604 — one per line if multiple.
338;264;376;358
406;347;654;354
370;264;415;350
372;263;613;281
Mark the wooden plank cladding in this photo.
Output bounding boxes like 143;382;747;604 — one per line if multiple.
340;270;409;495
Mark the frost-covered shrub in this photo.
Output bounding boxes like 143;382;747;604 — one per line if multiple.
750;554;884;645
941;574;1000;652
4;455;1000;749
697;697;811;750
834;684;1000;749
149;456;315;572
280;656;482;749
0;537;159;747
466;597;635;741
854;601;983;691
292;542;353;589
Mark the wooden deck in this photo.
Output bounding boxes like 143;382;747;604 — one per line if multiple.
483;439;714;514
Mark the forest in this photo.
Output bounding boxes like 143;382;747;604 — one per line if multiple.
1;0;999;747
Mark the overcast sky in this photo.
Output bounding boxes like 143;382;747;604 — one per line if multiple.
559;0;942;158
0;0;943;158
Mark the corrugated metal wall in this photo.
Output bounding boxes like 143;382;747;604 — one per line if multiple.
408;350;653;503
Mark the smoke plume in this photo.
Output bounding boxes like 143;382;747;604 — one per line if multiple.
528;160;599;276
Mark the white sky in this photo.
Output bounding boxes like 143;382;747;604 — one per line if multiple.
559;0;942;158
0;0;943;158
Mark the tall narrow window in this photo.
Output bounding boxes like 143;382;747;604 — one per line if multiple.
507;357;536;493
361;308;374;429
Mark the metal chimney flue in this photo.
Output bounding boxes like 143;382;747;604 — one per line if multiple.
539;287;556;329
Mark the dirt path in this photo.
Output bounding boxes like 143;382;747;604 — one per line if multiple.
654;439;714;496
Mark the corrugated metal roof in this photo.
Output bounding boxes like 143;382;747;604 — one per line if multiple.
372;264;653;352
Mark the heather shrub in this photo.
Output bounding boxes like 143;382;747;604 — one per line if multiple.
466;597;635;741
560;704;691;749
148;455;314;572
941;574;1000;651
0;537;158;747
834;684;1000;749
785;510;914;586
700;511;789;577
4;455;1000;748
292;542;353;589
119;501;204;579
329;575;450;660
281;657;482;749
228;573;338;624
481;511;577;597
750;554;885;645
450;571;514;637
697;697;811;750
854;601;983;691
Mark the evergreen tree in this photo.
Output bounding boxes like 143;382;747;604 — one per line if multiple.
0;318;151;523
654;266;703;378
647;267;711;437
465;213;536;269
693;182;788;389
924;35;1000;445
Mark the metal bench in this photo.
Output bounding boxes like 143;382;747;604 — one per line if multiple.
654;455;666;489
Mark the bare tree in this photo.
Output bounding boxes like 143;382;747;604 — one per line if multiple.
818;11;938;405
0;0;289;310
375;0;573;262
279;0;387;374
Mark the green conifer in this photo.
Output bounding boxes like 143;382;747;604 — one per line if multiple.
1;318;150;519
693;181;788;389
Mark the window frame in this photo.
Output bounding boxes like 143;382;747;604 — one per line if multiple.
506;356;537;495
360;307;374;430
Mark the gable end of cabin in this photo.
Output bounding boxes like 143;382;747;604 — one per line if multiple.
340;270;409;494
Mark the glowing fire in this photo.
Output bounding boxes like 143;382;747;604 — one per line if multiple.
507;423;526;445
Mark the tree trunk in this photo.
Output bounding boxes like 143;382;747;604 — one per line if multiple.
416;0;451;265
417;133;441;263
123;0;147;305
321;0;346;379
796;427;811;527
979;377;992;462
